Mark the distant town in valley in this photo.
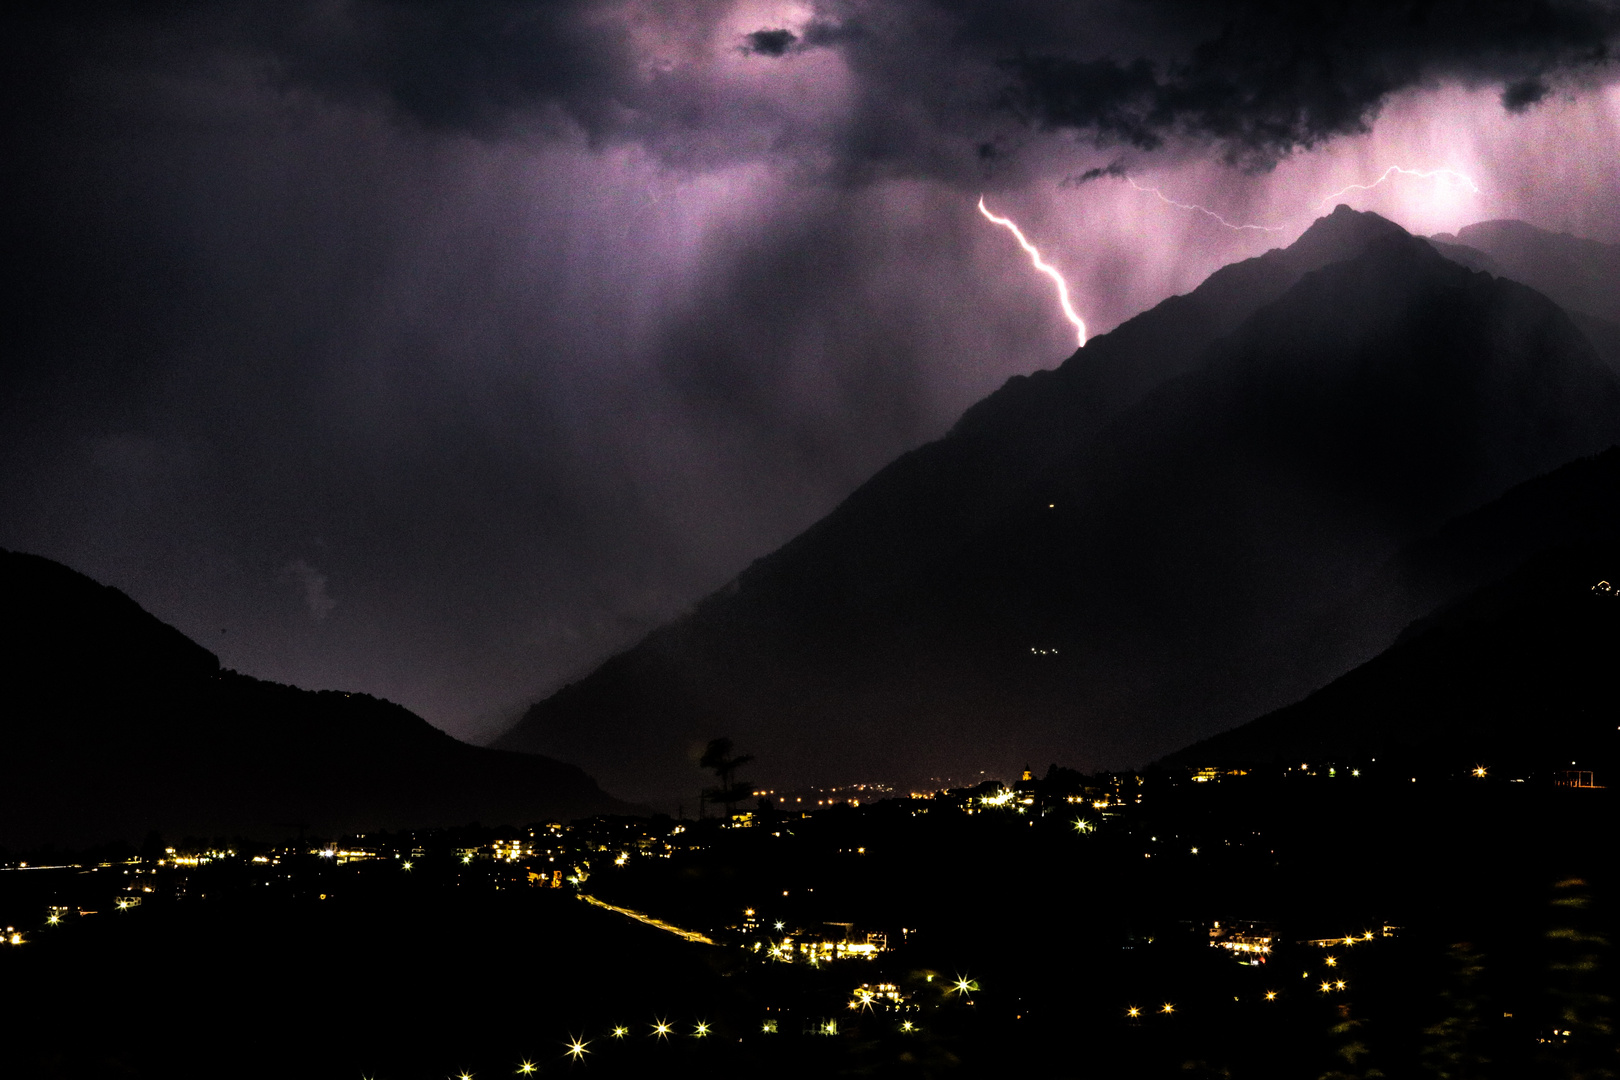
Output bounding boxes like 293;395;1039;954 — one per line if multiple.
3;745;1612;1079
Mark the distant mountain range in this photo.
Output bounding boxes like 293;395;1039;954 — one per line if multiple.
1431;220;1620;375
497;208;1620;805
1163;532;1620;773
0;550;639;849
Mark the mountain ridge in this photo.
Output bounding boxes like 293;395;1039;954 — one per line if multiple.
499;210;1620;805
0;549;641;849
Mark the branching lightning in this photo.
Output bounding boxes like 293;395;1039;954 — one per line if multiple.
1315;165;1481;208
977;196;1087;348
1125;177;1285;233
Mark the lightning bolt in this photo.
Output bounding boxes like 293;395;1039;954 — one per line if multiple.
1125;177;1285;233
977;196;1087;348
1315;166;1481;209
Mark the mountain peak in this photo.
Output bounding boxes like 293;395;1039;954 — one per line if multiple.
1285;204;1413;268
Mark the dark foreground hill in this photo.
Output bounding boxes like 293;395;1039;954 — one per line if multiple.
500;210;1620;804
0;549;638;849
1165;445;1620;770
1162;542;1620;773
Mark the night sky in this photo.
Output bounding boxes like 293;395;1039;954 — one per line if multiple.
4;1;1619;745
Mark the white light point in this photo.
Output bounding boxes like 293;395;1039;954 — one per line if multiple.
1315;165;1481;209
1125;177;1285;232
977;196;1087;347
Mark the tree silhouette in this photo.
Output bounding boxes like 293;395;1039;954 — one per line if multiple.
1543;877;1614;1080
700;737;755;819
1320;1003;1383;1080
1421;942;1488;1080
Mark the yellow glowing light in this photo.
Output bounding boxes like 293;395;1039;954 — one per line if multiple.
565;1037;589;1060
612;1026;627;1038
693;1021;710;1038
773;920;785;931
1127;1006;1141;1018
1161;1003;1175;1015
1265;991;1277;1001
976;197;1087;347
458;1073;474;1079
653;1019;672;1040
1320;982;1333;993
1325;957;1337;967
952;976;976;995
46;914;61;926
1473;766;1487;778
518;1062;537;1075
901;1021;915;1032
1336;980;1346;991
402;861;413;870
1073;818;1094;834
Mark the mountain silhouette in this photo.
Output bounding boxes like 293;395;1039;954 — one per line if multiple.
1161;540;1620;772
1432;219;1620;374
0;549;639;849
1432;218;1620;325
498;210;1620;805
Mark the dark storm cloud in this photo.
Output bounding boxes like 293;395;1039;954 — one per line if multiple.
228;0;1620;170
999;1;1620;167
11;2;1617;177
743;20;863;57
1060;159;1130;186
743;29;798;58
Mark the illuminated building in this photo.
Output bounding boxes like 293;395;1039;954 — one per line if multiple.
1191;767;1250;782
847;983;906;1011
1207;920;1273;964
775;922;890;962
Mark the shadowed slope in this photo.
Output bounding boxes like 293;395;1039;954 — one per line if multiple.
0;549;639;848
1162;545;1620;771
500;212;1620;805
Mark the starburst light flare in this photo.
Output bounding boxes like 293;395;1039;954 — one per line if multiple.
977;197;1087;348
